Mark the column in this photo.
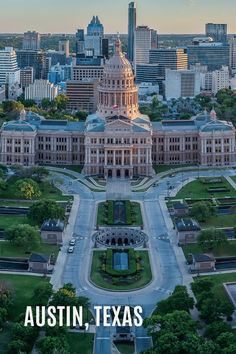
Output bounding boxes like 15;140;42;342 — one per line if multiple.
146;147;149;164
113;150;116;166
122;150;124;166
96;148;99;164
138;148;140;164
130;149;133;166
105;150;107;166
88;148;91;164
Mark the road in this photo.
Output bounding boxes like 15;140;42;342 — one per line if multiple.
52;167;236;353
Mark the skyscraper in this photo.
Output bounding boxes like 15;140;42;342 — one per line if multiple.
128;2;136;62
23;31;40;50
151;29;158;49
76;29;85;55
229;36;236;70
85;16;104;56
134;26;151;72
205;23;227;43
0;47;20;85
59;35;70;57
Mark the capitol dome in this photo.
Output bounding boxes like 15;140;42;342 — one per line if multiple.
96;37;140;120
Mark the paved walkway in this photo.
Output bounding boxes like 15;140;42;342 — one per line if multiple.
226;176;236;190
106;178;131;200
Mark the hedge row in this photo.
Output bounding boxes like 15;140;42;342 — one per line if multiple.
107;200;114;225
125;200;132;225
200;177;223;184
105;248;137;276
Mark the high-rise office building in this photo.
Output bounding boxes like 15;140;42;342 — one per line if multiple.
23;31;40;50
66;79;99;112
149;48;188;93
59;36;69;57
85;16;104;56
102;38;109;59
20;66;34;89
205;23;227;43
134;26;151;72
229;36;236;71
16;49;45;79
187;43;230;71
151;29;158;49
136;64;159;84
76;29;85;55
128;2;136;62
0;47;20;85
165;69;201;100
25;79;58;102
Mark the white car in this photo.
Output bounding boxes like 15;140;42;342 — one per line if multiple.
67;246;74;253
69;238;76;246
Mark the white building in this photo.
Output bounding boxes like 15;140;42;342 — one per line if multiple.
165;69;200;100
25;79;58;102
212;66;229;95
0;85;5;102
0;47;20;85
134;26;151;73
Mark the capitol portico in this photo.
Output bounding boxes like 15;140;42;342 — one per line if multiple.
0;38;235;177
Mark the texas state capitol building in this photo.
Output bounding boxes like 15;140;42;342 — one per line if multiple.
1;38;235;178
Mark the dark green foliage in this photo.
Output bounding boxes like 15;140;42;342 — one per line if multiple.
27;199;65;225
190;201;215;222
107;200;114;225
197;227;228;251
5;224;41;250
204;321;232;340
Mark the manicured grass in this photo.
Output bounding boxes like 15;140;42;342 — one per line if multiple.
0;323;12;354
0;176;70;201
153;164;197;174
67;333;94;354
182;241;236;258
200;214;236;228
0;215;29;229
0;201;33;207
114;342;135;354
193;273;236;304
97;201;143;226
0;241;60;258
0;274;50;321
176;178;236;199
90;250;152;291
45;164;83;174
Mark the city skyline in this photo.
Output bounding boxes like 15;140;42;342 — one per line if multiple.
0;0;236;34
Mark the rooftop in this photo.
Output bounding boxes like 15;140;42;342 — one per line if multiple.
176;219;201;232
41;219;65;232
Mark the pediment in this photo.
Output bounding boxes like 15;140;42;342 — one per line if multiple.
105;119;133;132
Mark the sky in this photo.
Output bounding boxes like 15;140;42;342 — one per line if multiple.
0;0;235;34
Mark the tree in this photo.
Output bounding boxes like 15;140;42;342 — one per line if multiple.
190;201;215;222
216;332;236;349
36;336;70;354
197;227;228;251
31;166;49;183
53;94;68;111
5;224;41;250
155;285;194;316
41;98;52;110
15;178;41;200
180;113;191;120
75;110;88;121
191;277;214;295
32;282;53;306
204;321;232;340
0;307;7;328
7;339;26;354
2;100;24;115
11;320;39;353
28;199;65;225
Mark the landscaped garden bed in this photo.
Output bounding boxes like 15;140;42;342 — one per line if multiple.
90;250;152;290
97;200;143;226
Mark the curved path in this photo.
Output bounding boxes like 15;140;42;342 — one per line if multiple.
50;167;236;354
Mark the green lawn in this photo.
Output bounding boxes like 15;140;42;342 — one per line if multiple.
192;273;236;304
0;215;29;229
0;176;70;201
0;241;60;258
97;201;143;226
114;342;135;354
0;201;33;207
182;241;236;258
67;333;94;354
45;164;83;174
0;274;50;321
176;178;236;199
0;323;12;354
153;164;197;174
231;176;236;184
200;214;236;228
90;250;152;291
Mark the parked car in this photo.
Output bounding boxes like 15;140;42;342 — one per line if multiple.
67;246;74;253
169;174;176;178
69;238;76;246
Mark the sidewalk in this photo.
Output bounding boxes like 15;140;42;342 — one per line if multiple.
50;194;80;291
